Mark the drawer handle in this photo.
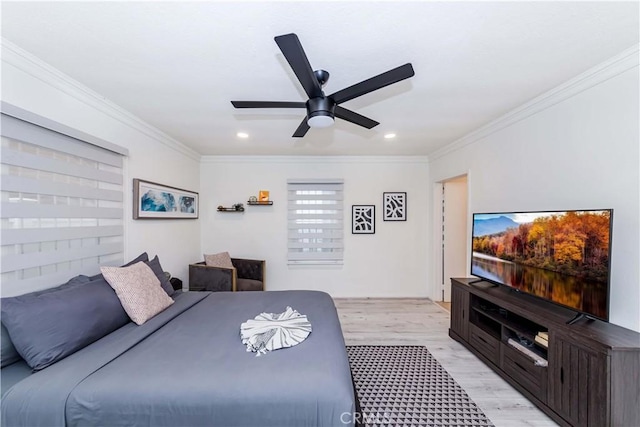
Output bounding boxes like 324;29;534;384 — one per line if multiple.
515;361;527;371
477;335;487;344
560;367;564;384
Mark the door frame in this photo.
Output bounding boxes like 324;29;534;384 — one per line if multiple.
431;172;471;302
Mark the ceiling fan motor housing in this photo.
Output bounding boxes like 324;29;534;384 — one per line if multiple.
306;97;336;128
307;97;335;117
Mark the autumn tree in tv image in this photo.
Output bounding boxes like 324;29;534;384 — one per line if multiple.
471;210;612;319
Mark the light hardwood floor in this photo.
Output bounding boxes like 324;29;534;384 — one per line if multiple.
333;298;558;427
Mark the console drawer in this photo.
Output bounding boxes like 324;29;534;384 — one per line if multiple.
501;342;547;403
469;323;500;364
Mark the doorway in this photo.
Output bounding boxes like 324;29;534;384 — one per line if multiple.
433;174;468;307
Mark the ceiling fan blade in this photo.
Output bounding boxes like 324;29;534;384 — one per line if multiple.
231;101;306;109
329;63;415;105
292;117;310;137
334;106;379;129
274;33;323;99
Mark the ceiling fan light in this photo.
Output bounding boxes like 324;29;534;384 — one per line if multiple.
307;112;334;128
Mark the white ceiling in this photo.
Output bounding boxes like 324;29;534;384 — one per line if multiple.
2;1;638;156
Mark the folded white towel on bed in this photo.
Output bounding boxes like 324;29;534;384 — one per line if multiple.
240;306;312;356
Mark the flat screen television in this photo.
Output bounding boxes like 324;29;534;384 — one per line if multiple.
471;209;613;322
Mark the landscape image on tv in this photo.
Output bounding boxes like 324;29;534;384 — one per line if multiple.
471;210;612;320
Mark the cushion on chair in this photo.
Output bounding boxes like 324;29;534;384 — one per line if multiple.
204;252;234;269
236;278;263;292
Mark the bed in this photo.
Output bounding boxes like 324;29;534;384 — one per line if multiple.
1;290;357;426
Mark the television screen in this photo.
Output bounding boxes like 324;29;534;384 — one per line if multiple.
471;209;612;321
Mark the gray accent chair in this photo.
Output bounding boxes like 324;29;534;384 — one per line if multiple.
189;258;265;292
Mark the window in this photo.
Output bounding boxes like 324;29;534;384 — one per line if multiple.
287;179;344;265
1;113;126;296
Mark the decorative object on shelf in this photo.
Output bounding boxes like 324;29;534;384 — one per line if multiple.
217;204;245;212
534;331;548;348
249;196;258;203
383;192;406;221
352;205;375;234
259;190;270;202
133;179;198;219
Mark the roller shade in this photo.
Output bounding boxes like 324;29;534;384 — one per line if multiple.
1;113;125;296
287;179;344;265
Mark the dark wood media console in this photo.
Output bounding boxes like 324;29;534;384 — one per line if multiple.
449;278;640;427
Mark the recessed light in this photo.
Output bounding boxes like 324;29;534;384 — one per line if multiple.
384;133;396;139
236;132;249;139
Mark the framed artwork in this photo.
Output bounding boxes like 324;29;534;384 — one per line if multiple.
383;192;407;221
133;179;199;219
352;205;375;234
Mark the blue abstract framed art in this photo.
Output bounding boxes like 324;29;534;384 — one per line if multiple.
133;179;199;219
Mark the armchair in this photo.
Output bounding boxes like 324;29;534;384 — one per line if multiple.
189;258;265;292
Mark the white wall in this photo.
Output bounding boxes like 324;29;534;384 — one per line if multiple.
200;157;429;297
428;63;640;331
1;41;201;283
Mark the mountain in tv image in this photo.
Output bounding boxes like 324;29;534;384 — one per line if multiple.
473;215;518;237
471;210;612;320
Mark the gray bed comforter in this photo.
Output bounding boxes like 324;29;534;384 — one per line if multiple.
1;290;355;427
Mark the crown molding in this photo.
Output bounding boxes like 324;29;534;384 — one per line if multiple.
200;155;429;164
429;43;640;162
1;38;201;161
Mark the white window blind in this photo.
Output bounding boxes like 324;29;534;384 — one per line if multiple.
287;179;344;265
1;113;125;296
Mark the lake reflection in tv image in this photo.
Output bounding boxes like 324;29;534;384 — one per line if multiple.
471;210;611;320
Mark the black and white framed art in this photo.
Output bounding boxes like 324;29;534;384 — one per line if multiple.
383;192;407;221
352;205;375;234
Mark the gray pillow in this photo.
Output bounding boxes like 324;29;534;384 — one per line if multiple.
1;323;21;367
26;274;92;297
0;274;92;368
89;252;149;281
1;277;130;371
124;252;150;267
146;256;174;296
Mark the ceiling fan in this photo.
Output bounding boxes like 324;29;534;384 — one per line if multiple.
231;33;415;138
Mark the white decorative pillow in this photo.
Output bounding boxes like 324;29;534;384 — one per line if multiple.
204;252;234;269
100;262;174;325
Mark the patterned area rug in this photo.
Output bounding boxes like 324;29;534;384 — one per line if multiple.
347;345;494;427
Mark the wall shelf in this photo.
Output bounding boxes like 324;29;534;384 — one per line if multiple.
247;201;273;206
217;206;244;212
